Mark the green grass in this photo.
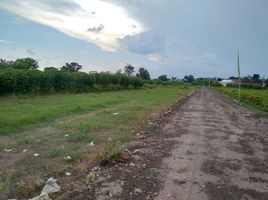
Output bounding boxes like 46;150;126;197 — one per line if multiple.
46;148;61;158
67;146;88;162
213;87;268;113
0;86;192;135
60;86;192;142
16;138;41;147
0;169;22;194
66;132;98;143
0;85;193;199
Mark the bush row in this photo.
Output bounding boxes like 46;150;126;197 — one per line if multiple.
145;80;187;85
192;79;222;87
0;69;144;95
227;83;263;89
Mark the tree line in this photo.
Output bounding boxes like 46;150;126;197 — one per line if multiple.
0;58;188;96
0;58;144;95
1;57;267;95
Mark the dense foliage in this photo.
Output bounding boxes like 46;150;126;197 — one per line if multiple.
0;58;145;95
226;83;263;89
183;75;195;83
1;57;267;96
192;78;221;86
136;67;150;80
0;58;38;70
157;75;169;82
214;87;268;113
0;69;144;95
60;62;82;72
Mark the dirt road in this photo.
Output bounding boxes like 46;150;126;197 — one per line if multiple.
63;87;268;200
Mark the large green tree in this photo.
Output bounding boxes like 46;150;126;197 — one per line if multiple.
12;58;39;70
137;67;150;80
158;75;169;82
124;64;135;76
60;62;82;72
0;59;11;69
184;75;195;83
0;58;38;70
252;74;260;81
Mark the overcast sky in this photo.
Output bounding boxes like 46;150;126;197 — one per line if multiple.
0;0;267;78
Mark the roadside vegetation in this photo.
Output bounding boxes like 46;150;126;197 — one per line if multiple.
0;59;144;95
213;87;268;113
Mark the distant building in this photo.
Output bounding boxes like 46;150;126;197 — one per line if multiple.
219;79;242;86
219;79;235;87
232;79;242;85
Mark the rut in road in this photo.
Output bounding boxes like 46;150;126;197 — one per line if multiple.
62;88;268;200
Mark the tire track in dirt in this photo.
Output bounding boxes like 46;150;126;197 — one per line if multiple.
61;87;268;200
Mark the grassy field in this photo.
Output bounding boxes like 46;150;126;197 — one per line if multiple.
0;85;189;135
213;87;268;113
0;85;192;199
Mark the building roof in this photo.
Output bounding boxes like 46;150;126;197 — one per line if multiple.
220;79;234;83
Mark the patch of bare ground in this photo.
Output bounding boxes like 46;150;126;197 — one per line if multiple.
228;139;255;155
201;159;241;176
204;182;268;200
244;157;268;173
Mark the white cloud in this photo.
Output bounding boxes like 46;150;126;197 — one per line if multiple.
0;39;14;44
148;54;162;62
0;0;146;51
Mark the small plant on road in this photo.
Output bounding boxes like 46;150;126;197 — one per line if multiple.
148;168;158;177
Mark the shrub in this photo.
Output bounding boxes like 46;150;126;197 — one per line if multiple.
100;142;125;166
